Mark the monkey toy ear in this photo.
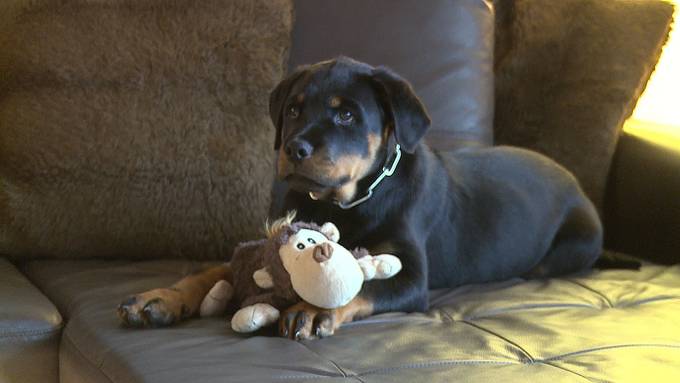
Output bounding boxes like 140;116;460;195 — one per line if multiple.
320;222;340;242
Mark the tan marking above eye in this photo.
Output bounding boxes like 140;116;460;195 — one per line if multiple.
296;93;305;103
329;96;342;108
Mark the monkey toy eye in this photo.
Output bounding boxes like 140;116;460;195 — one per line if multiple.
296;243;305;250
307;238;316;244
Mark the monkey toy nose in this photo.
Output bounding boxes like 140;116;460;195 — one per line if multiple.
313;243;333;263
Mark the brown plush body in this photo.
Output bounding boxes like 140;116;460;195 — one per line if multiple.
229;239;297;309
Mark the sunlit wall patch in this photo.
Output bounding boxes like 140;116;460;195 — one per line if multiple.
625;0;680;150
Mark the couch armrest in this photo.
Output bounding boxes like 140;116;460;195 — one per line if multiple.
0;258;62;383
604;133;680;264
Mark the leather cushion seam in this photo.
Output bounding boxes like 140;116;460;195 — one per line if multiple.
62;330;116;383
0;326;62;339
276;360;518;380
540;343;680;362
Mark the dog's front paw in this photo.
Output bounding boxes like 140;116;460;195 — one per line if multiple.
117;288;188;328
278;301;339;340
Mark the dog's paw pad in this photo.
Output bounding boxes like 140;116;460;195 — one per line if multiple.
117;288;185;328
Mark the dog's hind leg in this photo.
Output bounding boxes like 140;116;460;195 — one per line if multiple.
118;263;232;327
524;205;603;279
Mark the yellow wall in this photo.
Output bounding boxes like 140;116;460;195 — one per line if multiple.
624;0;680;151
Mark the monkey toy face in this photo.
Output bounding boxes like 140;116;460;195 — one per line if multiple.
278;226;364;309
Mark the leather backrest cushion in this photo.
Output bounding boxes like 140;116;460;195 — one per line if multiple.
289;0;495;150
0;0;293;259
493;0;674;211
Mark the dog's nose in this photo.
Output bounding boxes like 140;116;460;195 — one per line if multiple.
285;139;313;162
313;243;333;263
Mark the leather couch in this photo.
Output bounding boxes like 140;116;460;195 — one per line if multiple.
2;1;679;382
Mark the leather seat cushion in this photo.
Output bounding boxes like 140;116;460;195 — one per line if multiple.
21;259;680;382
0;258;62;383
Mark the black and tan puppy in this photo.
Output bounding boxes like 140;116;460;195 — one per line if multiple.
118;57;602;340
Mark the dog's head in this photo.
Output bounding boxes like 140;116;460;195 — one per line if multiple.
269;57;431;203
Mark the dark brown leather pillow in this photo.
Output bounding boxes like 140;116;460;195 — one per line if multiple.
493;0;674;211
0;0;293;259
288;0;495;150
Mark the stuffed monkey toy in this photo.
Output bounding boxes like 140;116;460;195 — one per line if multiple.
199;212;401;333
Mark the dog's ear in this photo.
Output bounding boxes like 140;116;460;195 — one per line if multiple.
269;67;308;150
370;67;431;153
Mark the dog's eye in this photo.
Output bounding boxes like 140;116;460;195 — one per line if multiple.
287;105;300;119
296;243;305;250
307;238;316;244
335;109;354;125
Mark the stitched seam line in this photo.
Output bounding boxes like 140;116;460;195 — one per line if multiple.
540;343;680;362
461;303;600;321
63;331;116;383
358;359;518;377
293;341;349;378
460;320;535;362
276;360;519;380
620;296;680;307
442;308;533;361
438;308;457;323
564;279;613;308
0;326;62;339
539;361;595;382
275;374;352;381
